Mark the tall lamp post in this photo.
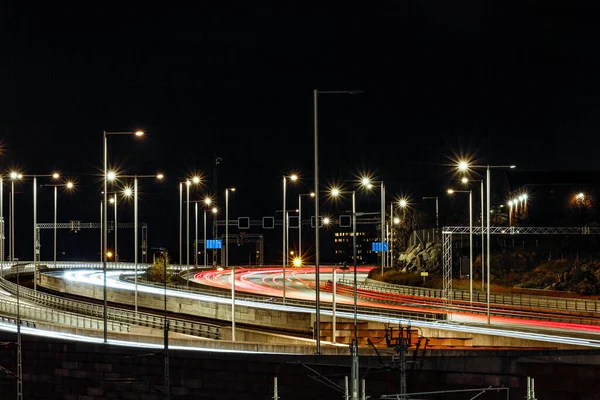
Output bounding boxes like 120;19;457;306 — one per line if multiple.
184;177;201;284
447;188;473;303
330;187;359;400
40;181;75;270
9;171;23;398
202;197;213;269
282;174;298;304
120;173;164;312
103;129;144;343
314;89;361;355
28;172;61;291
359;177;386;276
458;161;515;324
225;187;236;340
298;192;315;262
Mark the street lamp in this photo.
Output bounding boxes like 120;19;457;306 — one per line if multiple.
447;188;473;303
282;173;298;304
458;161;515;324
359;177;386;277
314;89;362;356
225;187;236;341
329;187;359;400
103;129;144;343
41;180;75;271
25;172;61;291
181;176;201;283
119;173;164;312
298;192;315;264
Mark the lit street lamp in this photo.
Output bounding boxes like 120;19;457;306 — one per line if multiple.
282;173;298;304
40;180;75;271
103;129;144;343
330;187;359;400
458;161;515;324
298;192;315;264
119;173;164;312
447;188;473;303
225;187;236;340
360;177;386;277
314;89;362;356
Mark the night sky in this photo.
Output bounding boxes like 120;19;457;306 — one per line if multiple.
2;2;600;262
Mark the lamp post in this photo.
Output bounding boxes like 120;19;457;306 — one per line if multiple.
447;188;473;303
185;176;201;285
282;174;298;304
458;161;515;324
330;187;359;400
314;89;361;355
103;129;144;343
119;173;164;312
359;177;386;278
27;172;61;291
202;199;214;269
225;187;236;340
41;181;75;270
9;171;23;398
298;192;315;263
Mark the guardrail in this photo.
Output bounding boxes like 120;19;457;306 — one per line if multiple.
122;275;446;322
343;278;600;314
0;298;130;332
0;275;221;340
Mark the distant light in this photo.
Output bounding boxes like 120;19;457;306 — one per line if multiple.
211;207;218;214
331;188;340;197
290;251;294;255
109;197;115;204
289;174;298;182
310;192;316;197
458;161;469;171
66;181;74;190
107;171;116;181
217;266;224;271
204;197;212;205
156;173;164;180
508;200;513;206
447;189;455;194
192;176;201;184
9;171;19;180
399;199;408;208
52;172;60;179
577;192;585;200
361;177;371;186
523;194;528;201
323;217;331;225
123;187;133;197
461;177;468;184
393;217;400;224
293;257;302;267
230;188;236;192
106;251;113;258
134;130;144;137
519;195;525;201
510;165;516;169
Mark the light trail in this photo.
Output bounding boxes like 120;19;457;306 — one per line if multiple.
52;268;600;348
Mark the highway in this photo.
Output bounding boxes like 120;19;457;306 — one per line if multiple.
41;265;600;348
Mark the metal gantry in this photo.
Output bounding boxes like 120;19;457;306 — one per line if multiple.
216;233;264;266
441;225;600;312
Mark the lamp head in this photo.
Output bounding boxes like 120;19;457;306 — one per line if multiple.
331;188;340;197
399;199;408;208
107;171;116;181
289;174;298;182
123;187;133;197
52;172;60;179
447;189;455;194
66;181;74;190
156;173;164;180
461;177;468;184
310;192;316;197
134;130;144;137
204;197;212;205
192;176;201;184
458;161;469;171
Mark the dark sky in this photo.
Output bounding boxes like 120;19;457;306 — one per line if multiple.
2;2;600;262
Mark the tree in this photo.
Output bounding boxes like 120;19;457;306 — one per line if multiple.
148;251;175;284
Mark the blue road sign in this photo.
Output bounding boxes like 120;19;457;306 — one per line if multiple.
207;239;222;249
371;242;388;252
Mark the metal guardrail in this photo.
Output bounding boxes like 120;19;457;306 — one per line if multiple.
345;279;600;313
124;275;446;322
0;271;221;340
0;298;130;332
